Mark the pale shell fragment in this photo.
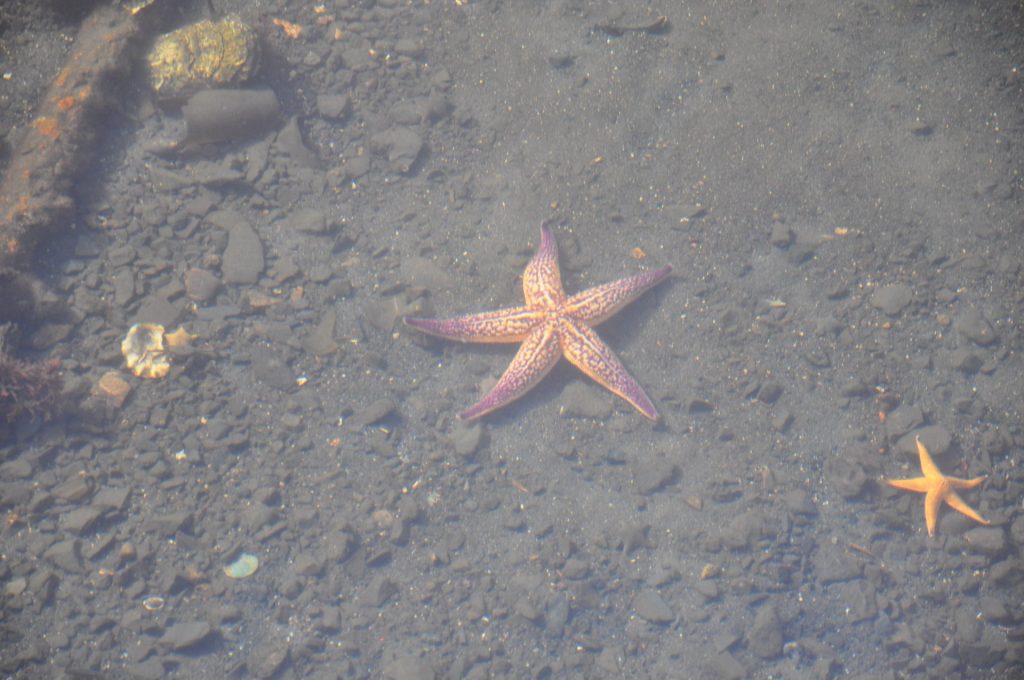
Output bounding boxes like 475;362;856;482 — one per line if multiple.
121;323;171;379
224;552;259;579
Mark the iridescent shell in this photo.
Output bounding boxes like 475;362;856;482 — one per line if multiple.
147;17;261;99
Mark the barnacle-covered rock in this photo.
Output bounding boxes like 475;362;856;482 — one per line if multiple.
147;17;261;100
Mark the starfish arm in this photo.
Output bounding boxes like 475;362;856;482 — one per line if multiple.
947;475;987;489
523;225;566;308
566;265;673;325
884;477;933;493
459;324;562;420
944;489;990;527
404;308;542;344
915;436;943;478
561;318;659;421
924;487;943;536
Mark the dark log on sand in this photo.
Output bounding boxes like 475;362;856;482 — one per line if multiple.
0;3;148;270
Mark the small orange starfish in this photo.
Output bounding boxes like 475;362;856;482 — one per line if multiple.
404;224;671;420
884;435;990;536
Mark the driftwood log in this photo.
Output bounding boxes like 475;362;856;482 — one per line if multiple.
0;2;147;271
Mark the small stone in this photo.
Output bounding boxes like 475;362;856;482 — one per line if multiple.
782;488;817;516
978;596;1012;624
870;284;913;315
145;511;194;535
769;222;794;248
159;620;213;651
687;398;714;415
561;558;589;579
401;256;453;291
383;656;435;680
633;589;673;623
52;475;94;502
365;575;398;607
747;604;783;659
291;208;330;234
757;381;783;404
43;539;83;573
248;644;289;679
127;659;166;680
963;527;1006;557
0;459;33;480
394;38;425;58
956;308;998;346
348;399;396;429
293;553;323;577
948;348;983;373
824;457;869;500
184;268;221;302
560;382;613;419
451;420;483;458
317;93;351;120
303;310;338;356
60;506;103;535
631;455;677;495
372;127;422;174
214;211;264;284
94;370;133;407
709;652;746;680
5;576;27;597
886;405;925;438
693;580;720;600
93;486;131;511
514;598;542;623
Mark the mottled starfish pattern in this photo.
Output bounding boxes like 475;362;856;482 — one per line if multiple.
404;225;671;420
885;435;990;536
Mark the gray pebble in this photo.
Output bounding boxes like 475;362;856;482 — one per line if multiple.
291;207;330;234
214;211;264;284
252;353;295;391
978;596;1012;624
757;381;783;404
948;348;983;373
886;404;924;439
560;382;613;419
957;308;998;346
184;268;221;302
963;527;1005;557
0;459;33;480
303;310;339;356
60;506;103;535
248;644;289;679
112;269;136;306
633;589;673;623
159;620;212;651
52;475;94;502
317;93;351;120
769;222;794;247
372;127;422;174
293;553;323;577
348;399;397;429
401;256;453;291
451;420;483;458
383;656;435;680
870;283;912;315
746;603;783;659
708;651;746;680
43;539;83;573
144;511;194;535
693;580;720;600
365;575;398;607
630;455;677;495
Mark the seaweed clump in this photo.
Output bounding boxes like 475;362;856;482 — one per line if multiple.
0;353;63;423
